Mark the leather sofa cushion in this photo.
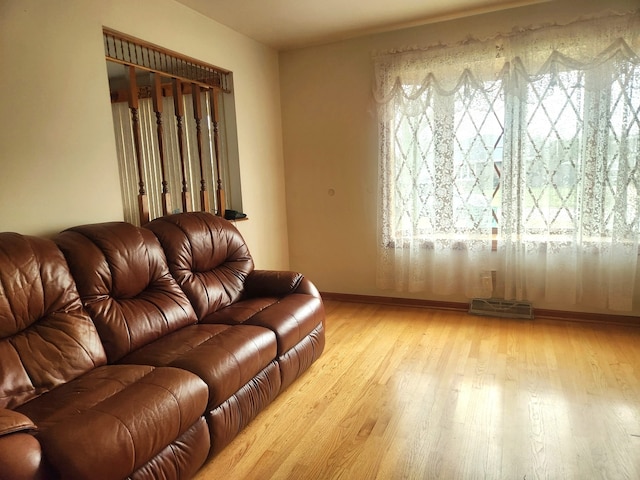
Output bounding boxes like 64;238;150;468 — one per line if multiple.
55;222;198;363
0;233;107;409
202;285;325;355
244;269;304;298
145;212;325;354
120;323;278;409
145;212;254;318
0;431;45;480
129;417;210;480
17;364;208;480
0;409;36;435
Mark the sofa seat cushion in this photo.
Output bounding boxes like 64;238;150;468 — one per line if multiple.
16;364;208;480
202;292;324;355
207;360;281;454
119;323;278;409
129;417;210;480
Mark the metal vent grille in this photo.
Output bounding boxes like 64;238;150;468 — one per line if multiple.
468;298;534;320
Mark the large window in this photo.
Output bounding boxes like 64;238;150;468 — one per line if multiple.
389;75;504;242
374;12;640;311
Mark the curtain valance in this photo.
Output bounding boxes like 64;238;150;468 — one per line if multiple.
373;11;640;104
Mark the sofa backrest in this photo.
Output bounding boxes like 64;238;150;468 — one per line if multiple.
0;233;107;409
55;222;198;363
145;212;254;319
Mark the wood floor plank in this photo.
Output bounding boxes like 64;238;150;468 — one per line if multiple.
193;301;640;479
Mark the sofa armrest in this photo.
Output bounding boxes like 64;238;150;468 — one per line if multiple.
0;409;36;436
0;410;45;480
244;270;304;298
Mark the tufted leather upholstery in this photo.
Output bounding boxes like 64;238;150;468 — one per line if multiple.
55;222;199;363
146;212;326;390
0;233;106;409
0;232;210;480
56;220;284;454
0;215;325;478
17;365;209;480
145;211;254;318
120;322;278;409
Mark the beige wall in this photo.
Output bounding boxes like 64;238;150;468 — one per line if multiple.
280;0;640;314
2;0;638;312
0;0;289;269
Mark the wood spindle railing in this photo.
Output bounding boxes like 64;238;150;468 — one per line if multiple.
127;66;149;224
172;78;191;213
151;73;171;216
208;87;225;216
105;28;232;223
191;83;210;213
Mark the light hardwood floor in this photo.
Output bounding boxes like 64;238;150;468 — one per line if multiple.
194;300;640;479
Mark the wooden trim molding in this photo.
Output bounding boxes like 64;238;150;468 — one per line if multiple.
320;292;640;328
103;28;230;91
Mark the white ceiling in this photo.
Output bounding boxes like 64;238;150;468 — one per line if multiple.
174;0;550;51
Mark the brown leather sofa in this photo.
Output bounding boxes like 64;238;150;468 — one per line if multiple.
0;212;325;480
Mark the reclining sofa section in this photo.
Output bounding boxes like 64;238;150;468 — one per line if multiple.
0;212;326;480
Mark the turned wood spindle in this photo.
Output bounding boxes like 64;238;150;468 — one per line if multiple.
208;87;225;216
191;83;210;213
172;78;191;213
151;73;171;216
127;65;149;224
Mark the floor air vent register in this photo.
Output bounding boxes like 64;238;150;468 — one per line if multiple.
468;298;534;320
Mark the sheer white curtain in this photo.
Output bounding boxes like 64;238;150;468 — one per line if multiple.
374;11;640;311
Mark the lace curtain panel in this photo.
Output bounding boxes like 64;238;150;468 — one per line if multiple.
374;11;640;311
